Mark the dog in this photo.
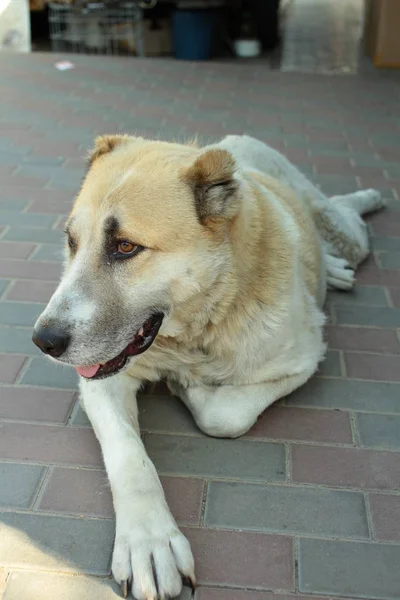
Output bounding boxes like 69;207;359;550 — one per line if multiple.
32;134;384;599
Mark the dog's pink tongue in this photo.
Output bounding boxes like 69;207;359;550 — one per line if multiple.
76;364;100;378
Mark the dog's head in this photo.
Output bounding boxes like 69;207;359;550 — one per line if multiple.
32;135;241;380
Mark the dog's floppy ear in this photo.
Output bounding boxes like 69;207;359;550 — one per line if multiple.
87;134;131;166
184;149;239;222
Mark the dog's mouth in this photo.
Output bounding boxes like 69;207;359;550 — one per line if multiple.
76;312;164;380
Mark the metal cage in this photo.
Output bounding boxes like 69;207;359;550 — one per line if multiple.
48;2;145;56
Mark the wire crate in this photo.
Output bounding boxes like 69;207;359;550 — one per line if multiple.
48;2;145;56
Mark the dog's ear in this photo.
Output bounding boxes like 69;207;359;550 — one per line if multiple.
184;149;239;222
87;134;131;166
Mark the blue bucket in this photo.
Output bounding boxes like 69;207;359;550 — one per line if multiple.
172;9;216;61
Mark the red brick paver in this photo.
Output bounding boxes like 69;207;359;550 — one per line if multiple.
369;494;400;541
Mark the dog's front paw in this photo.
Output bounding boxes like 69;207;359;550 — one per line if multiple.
112;502;195;599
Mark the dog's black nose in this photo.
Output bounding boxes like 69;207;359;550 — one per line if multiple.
32;326;71;358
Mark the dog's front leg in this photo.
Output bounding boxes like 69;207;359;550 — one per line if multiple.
169;371;315;439
80;374;195;599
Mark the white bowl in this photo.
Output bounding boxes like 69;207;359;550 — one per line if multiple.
234;38;261;58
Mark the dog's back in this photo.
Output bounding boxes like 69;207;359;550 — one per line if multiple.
214;135;384;283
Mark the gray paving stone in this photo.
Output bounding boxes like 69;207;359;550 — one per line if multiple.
335;305;400;328
319;180;360;196
371;134;400;148
21;357;78;390
205;482;368;539
0;280;9;297
0;326;40;355
0;212;56;229
3;228;63;243
0;200;29;212
286;377;400;413
327;285;388;306
47;178;82;192
0;302;45;327
138;393;199;435
32;244;65;262
69;400;92;427
144;434;286;481
22;155;65;166
0;141;30;155
16;165;83;181
299;538;400;599
351;156;394;167
0;512;113;575
378;252;400;270
309;148;355;158
49;129;94;143
282;136;309;149
314;171;354;186
318;349;342;376
3;572;122;600
0;463;44;508
0;152;22;165
382;197;400;211
372;236;400;252
357;413;400;451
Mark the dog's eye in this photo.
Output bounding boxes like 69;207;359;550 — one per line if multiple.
118;241;136;254
116;241;142;258
65;232;76;253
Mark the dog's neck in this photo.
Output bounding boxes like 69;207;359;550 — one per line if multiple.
165;175;282;346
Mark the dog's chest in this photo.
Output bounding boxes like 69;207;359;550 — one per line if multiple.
132;339;235;387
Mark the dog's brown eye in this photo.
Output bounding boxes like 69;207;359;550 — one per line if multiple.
118;241;137;255
66;234;76;253
112;240;144;262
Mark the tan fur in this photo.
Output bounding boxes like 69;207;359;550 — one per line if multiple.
87;134;131;165
61;135;326;390
250;171;322;300
76;137;318;386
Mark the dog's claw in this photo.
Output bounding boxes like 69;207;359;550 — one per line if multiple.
182;576;196;598
189;576;196;592
120;580;129;598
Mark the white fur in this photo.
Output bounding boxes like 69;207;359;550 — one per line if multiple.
80;375;195;599
46;253;89;319
73;300;96;322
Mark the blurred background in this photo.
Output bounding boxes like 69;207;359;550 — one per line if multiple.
1;0;399;74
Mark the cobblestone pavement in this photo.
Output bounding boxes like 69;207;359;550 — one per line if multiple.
0;53;400;600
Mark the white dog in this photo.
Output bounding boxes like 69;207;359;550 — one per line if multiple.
33;134;384;599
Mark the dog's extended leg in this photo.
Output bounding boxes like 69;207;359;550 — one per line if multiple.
80;374;195;600
331;188;385;216
168;371;314;439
